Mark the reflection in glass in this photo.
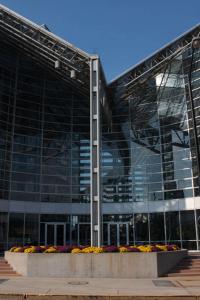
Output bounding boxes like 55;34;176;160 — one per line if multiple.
109;224;117;245
149;213;165;242
119;223;127;245
9;213;24;247
165;211;180;242
101;51;197;204
181;210;196;239
134;213;149;242
56;225;64;245
24;214;39;245
0;212;8;250
103;223;108;245
79;224;90;245
47;224;54;245
0;41;90;205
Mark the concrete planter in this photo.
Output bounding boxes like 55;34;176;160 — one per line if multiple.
5;250;187;278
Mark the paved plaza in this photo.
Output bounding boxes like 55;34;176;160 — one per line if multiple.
0;276;200;299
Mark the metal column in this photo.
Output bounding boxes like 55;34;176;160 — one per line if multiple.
90;56;101;247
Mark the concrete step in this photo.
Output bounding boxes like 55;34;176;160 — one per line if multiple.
167;272;200;277
170;269;200;273
0;273;20;277
178;264;200;268
0;270;18;274
184;258;200;260
0;266;15;270
166;254;200;277
0;259;21;276
183;261;200;264
185;258;200;260
175;266;200;270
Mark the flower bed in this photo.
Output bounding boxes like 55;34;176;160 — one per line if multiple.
6;244;184;279
5;247;187;278
9;244;179;253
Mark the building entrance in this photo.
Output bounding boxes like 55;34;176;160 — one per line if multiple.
78;223;90;245
44;223;66;246
108;223;129;246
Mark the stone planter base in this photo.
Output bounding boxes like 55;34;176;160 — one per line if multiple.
5;250;187;278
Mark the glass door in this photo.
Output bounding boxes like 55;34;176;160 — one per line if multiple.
78;223;90;245
108;223;129;246
45;223;66;246
109;224;118;245
119;223;129;245
46;224;54;245
56;224;65;245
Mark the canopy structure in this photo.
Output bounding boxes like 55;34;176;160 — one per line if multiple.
0;4;92;95
109;23;200;99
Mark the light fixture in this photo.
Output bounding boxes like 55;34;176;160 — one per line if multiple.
55;60;60;69
70;70;76;79
192;37;200;49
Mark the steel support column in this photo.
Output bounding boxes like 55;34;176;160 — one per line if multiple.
90;56;101;247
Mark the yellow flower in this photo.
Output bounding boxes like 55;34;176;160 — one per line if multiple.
172;245;178;250
44;247;57;253
138;245;153;252
119;247;128;252
156;245;168;251
10;247;16;252
93;247;104;253
24;247;36;253
71;248;82;253
82;247;94;253
13;247;23;253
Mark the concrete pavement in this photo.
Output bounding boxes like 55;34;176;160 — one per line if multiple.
0;276;200;299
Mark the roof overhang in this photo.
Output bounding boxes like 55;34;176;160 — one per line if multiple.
0;4;92;96
109;23;200;95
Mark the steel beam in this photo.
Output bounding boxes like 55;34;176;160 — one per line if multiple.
90;56;102;247
0;4;90;94
110;24;200;90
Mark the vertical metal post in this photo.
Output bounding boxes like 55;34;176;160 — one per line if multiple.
194;209;199;251
187;40;200;190
39;76;45;245
164;211;167;244
7;54;19;249
90;56;101;247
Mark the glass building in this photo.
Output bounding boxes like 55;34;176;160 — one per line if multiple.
0;5;200;250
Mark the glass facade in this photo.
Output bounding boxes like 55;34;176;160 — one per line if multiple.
102;48;200;203
0;41;90;204
0;210;198;250
0;11;200;250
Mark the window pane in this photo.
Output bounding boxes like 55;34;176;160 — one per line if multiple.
134;213;149;242
165;211;180;241
24;213;39;245
0;212;8;251
9;213;24;247
180;210;196;240
149;212;165;242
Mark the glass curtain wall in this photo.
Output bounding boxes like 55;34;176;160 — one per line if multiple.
103;210;197;249
102;47;200;204
100;45;200;250
103;53;197;204
2;210;198;249
0;41;90;205
0;41;90;249
102;49;200;202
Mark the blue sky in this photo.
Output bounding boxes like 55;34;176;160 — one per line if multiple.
1;0;200;81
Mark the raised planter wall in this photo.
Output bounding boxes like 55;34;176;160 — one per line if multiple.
5;250;187;278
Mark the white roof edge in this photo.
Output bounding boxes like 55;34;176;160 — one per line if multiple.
109;22;200;85
0;4;91;59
